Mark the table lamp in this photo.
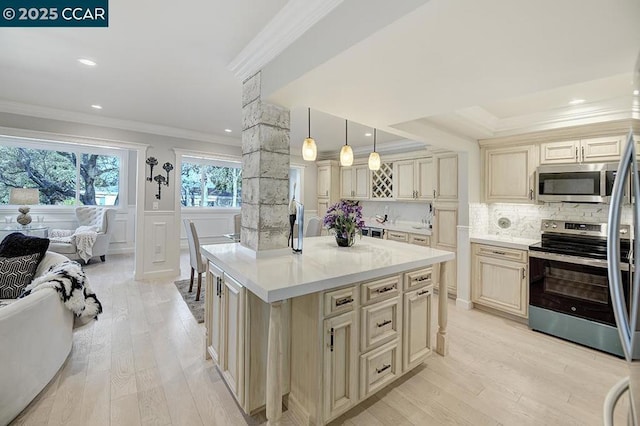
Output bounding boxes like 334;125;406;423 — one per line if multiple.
9;188;40;226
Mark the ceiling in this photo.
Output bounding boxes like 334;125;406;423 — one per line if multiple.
0;0;638;154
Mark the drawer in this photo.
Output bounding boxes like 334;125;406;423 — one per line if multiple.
474;244;527;263
360;275;400;305
386;231;408;242
360;297;400;352
359;339;401;399
409;234;430;246
404;267;433;291
323;286;356;317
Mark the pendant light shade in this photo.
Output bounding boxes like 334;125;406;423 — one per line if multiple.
368;128;380;171
302;107;317;161
340;119;353;166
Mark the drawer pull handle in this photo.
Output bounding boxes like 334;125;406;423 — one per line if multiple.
416;274;431;282
376;364;391;374
376;319;392;328
335;296;353;307
417;288;430;296
492;250;506;255
376;285;396;294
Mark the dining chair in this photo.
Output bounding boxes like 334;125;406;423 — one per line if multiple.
305;217;323;237
183;219;206;301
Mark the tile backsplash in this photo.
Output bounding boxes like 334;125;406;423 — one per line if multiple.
470;202;632;240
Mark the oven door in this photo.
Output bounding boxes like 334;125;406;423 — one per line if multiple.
529;251;630;326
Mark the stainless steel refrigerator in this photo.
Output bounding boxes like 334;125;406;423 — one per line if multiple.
606;52;640;425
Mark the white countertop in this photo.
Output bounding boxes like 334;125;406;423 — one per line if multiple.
363;220;432;236
202;236;454;303
470;234;539;251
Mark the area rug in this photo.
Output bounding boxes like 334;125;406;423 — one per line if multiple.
174;279;205;323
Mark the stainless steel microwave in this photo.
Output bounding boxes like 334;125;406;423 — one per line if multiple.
535;163;620;203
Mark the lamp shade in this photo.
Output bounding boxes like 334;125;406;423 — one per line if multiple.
368;152;381;171
9;188;39;205
340;145;354;167
302;137;317;161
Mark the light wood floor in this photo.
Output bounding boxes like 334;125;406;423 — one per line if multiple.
10;252;632;426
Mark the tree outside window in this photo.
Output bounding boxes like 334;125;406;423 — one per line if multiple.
181;160;241;208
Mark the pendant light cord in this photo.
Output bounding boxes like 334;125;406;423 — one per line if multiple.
307;107;311;139
373;128;377;152
345;120;348;146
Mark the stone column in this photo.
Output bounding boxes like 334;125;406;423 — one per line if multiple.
241;72;290;252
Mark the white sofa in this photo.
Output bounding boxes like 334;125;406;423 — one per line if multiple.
0;252;74;426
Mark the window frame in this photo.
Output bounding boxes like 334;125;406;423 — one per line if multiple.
180;155;243;210
0;135;128;209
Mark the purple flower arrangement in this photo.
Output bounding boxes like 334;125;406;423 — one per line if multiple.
323;200;364;246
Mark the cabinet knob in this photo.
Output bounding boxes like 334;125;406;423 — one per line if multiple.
529;189;534;200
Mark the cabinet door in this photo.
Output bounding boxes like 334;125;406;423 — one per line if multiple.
205;262;223;364
416;157;434;201
432;204;457;294
220;275;246;406
318;198;330;217
317;166;331;198
323;311;357;422
540;140;579;164
394;160;416;200
340;167;353;199
484;145;536;203
403;286;432;371
581;136;623;162
353;165;370;199
472;254;528;318
434;154;458;201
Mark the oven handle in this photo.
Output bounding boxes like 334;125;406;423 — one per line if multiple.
529;251;629;271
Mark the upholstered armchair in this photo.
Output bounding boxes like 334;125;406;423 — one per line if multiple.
48;206;116;263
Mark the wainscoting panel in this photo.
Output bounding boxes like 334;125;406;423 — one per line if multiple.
142;210;180;279
152;222;167;263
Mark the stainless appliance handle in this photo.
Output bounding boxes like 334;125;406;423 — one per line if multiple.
607;130;638;362
529;251;629;271
603;376;629;426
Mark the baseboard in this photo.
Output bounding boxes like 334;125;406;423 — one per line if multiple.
473;304;528;324
456;298;473;310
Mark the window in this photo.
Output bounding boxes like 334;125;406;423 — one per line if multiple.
0;138;124;206
181;158;242;208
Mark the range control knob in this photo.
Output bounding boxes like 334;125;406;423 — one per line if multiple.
551;223;558;229
544;222;549;228
620;229;629;234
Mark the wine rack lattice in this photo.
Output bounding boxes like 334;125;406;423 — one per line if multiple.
371;162;393;198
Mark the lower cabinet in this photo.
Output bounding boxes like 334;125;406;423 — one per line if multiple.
290;269;433;425
205;262;223;364
471;244;528;318
220;274;245;406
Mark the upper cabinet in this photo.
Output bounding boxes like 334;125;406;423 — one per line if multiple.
484;145;537;204
540;135;624;164
371;162;394;199
340;164;369;200
434;153;458;201
393;158;435;201
316;160;340;213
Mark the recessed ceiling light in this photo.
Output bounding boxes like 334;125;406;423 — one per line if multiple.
634;89;639;96
224;128;232;133
78;58;96;67
91;104;102;110
365;133;372;137
568;99;585;105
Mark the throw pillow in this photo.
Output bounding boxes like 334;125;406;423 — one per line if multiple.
75;225;99;234
0;253;41;298
0;232;50;271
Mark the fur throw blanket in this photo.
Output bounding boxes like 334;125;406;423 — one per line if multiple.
20;260;102;320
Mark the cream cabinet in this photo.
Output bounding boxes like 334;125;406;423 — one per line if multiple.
403;285;432;370
340;164;370;199
323;311;358;421
432;204;457;295
434;153;458;201
317;160;340;214
483;144;537;203
394;158;434;201
408;233;430;246
471;244;528;318
205;261;223;364
220;274;246;406
386;230;409;242
540;135;624;164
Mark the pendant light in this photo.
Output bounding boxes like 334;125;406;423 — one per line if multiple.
368;128;381;171
302;107;317;161
339;119;353;166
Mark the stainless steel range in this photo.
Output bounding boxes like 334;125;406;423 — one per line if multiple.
528;219;632;357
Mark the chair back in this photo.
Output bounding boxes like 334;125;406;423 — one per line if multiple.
183;219;204;272
75;206;116;234
305;217;323;237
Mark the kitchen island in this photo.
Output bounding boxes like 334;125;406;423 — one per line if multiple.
202;236;455;425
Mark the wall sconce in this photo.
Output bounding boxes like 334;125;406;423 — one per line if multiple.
146;157;173;200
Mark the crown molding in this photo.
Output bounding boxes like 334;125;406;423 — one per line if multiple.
0;100;241;146
228;0;343;82
317;139;427;161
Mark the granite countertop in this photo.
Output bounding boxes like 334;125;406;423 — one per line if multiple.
202;236;454;303
470;234;539;251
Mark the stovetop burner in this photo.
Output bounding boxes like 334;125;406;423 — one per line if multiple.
529;220;631;262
